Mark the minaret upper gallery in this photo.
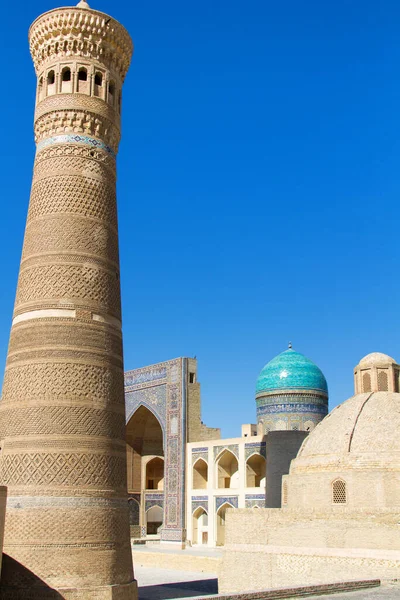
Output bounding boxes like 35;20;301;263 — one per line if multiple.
0;2;136;598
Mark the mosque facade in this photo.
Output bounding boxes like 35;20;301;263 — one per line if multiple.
124;346;327;547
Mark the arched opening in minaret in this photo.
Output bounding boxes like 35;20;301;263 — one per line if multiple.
61;67;72;93
126;406;164;538
94;72;103;98
78;68;87;81
47;70;55;96
77;67;89;94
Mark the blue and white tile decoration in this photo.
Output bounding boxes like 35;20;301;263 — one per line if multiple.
36;134;116;157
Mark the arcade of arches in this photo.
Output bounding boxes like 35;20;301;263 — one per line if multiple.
124;357;277;547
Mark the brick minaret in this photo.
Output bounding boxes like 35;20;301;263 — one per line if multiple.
0;2;136;598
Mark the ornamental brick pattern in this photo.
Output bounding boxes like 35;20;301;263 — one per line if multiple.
0;2;136;598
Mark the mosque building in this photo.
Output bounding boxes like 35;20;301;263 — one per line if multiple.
219;351;400;592
124;346;328;547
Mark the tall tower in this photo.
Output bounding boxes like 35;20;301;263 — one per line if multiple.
0;2;136;598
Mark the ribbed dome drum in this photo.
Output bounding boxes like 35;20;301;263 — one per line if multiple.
256;347;328;433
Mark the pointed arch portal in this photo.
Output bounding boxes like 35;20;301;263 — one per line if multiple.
126;405;165;537
126;405;164;493
192;507;208;545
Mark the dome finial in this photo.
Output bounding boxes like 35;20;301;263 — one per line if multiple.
76;0;90;8
288;341;292;349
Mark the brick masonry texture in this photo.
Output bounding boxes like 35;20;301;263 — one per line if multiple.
0;3;136;598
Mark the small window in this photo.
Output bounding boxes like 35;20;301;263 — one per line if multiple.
362;372;371;393
78;68;87;81
109;81;115;96
332;479;347;504
94;72;103;86
47;70;55;85
377;371;388;391
62;68;71;82
189;372;196;384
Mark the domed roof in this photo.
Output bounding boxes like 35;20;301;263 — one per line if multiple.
256;348;328;395
357;352;396;367
292;391;400;472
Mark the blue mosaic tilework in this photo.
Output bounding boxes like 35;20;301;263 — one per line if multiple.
192;497;208;514
244;442;266;448
192;447;209;453
36;134;116;158
125;385;167;432
213;444;239;460
256;349;328;394
245;442;266;459
245;494;265;508
245;494;265;501
257;403;328;416
128;497;140;525
193;452;208;463
125;367;167;387
256;393;327;407
215;496;238;511
145;492;164;512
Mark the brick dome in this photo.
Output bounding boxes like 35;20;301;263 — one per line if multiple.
284;391;400;509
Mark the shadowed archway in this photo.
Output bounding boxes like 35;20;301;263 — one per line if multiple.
126;406;164;538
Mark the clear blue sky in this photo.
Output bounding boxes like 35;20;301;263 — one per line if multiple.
1;0;399;438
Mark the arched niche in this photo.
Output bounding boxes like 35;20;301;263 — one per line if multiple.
145;457;164;490
126;405;164;494
193;458;208;489
192;507;208;545
216;502;233;546
146;505;163;536
216;450;239;489
246;453;266;487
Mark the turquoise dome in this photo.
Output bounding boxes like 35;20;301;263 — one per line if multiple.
256;348;328;395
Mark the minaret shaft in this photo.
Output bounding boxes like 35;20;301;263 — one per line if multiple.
0;5;136;599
